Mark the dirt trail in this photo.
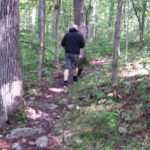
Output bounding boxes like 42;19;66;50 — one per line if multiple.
0;60;106;150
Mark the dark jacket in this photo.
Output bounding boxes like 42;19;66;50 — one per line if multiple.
61;28;85;55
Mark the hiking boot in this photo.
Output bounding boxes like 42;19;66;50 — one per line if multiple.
63;81;68;87
73;76;78;82
78;67;83;77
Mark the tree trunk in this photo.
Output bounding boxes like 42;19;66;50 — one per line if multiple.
85;0;92;42
112;0;123;88
62;1;69;32
125;0;130;61
90;0;97;39
55;0;61;49
73;0;86;36
38;0;46;83
69;3;73;26
73;0;86;57
55;0;61;72
140;0;146;43
31;0;37;32
132;0;147;44
0;0;23;126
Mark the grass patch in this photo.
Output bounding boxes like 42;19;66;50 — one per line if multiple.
61;46;150;149
10;107;29;126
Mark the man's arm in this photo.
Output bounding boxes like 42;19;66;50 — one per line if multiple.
61;34;66;47
80;34;85;48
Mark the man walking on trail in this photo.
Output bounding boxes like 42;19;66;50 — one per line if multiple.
61;24;85;86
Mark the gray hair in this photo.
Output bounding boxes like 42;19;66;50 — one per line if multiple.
71;24;78;30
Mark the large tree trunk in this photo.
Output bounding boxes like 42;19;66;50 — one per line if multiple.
112;0;123;89
38;0;46;83
73;0;86;57
0;0;23;126
73;0;86;36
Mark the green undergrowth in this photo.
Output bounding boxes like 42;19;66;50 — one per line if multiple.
69;65;111;103
60;53;150;150
9;107;29;127
86;37;113;60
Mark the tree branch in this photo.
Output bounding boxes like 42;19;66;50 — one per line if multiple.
20;40;57;57
131;0;141;25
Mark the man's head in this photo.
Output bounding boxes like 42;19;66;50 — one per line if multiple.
71;24;78;30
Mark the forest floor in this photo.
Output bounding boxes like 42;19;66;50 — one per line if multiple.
0;59;105;150
0;58;150;150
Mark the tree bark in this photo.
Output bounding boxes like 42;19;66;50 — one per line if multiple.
0;0;23;126
55;0;61;49
112;0;123;87
73;0;86;36
62;2;69;31
55;0;61;72
85;0;92;42
31;0;38;32
125;0;130;61
141;0;146;42
90;0;97;39
73;0;86;57
38;0;46;83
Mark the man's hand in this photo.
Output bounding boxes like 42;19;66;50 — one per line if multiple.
79;54;82;59
80;48;84;59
